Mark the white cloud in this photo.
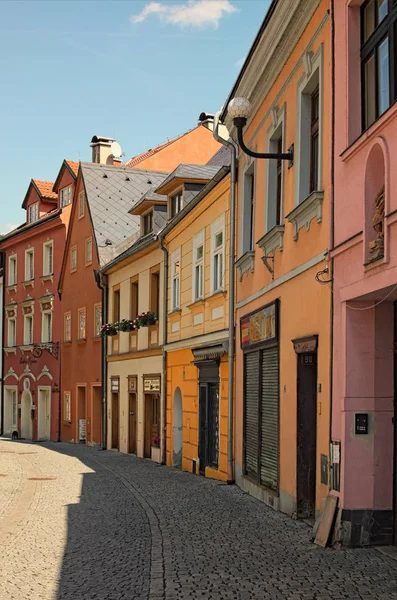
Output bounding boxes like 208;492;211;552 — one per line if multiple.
0;223;18;235
130;0;238;29
235;56;245;68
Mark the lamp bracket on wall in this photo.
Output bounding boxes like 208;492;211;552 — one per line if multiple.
234;117;294;168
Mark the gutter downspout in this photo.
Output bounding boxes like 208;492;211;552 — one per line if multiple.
159;237;168;465
212;116;237;485
97;272;108;450
329;0;335;485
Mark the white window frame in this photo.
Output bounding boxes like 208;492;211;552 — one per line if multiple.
294;45;323;206
79;191;85;218
240;157;256;255
8;317;16;347
171;248;181;312
170;190;183;219
5;387;18;431
85;238;92;265
25;248;34;282
192;230;204;302
60;185;72;207
8;255;17;286
28;202;39;224
24;314;33;345
71;246;77;272
265;104;286;232
43;240;54;276
211;215;225;294
94;304;102;337
64;392;71;422
41;311;52;343
64;312;71;342
78;308;86;340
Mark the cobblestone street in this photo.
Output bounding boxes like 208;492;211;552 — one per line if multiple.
1;439;397;599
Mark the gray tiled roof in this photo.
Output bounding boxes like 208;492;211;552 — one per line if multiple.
206;142;236;167
131;188;167;214
154;164;220;193
80;163;167;266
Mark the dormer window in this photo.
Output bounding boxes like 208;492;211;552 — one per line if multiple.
170;191;183;218
143;211;153;235
60;185;72;207
28;202;39;224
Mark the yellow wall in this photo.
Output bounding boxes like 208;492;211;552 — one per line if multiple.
164;175;231;480
232;0;331;515
106;244;163;456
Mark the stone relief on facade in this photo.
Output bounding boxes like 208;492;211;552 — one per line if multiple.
368;186;385;261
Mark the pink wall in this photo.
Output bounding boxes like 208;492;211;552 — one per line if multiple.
332;0;397;510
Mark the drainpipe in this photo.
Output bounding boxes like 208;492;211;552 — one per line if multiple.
329;0;335;482
97;271;108;450
159;238;168;465
0;252;5;437
57;339;62;442
212;114;237;485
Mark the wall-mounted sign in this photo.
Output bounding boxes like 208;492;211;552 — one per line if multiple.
240;301;277;349
128;376;137;392
144;377;160;392
355;413;369;435
111;378;119;393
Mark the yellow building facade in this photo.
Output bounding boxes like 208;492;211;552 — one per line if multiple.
159;166;231;480
222;0;331;518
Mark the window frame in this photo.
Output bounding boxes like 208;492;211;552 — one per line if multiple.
78;307;86;340
8;255;17;286
78;191;85;218
171;248;181;311
85;238;93;266
70;246;77;273
64;391;71;422
360;0;397;130
28;202;39;224
170;190;183;219
60;185;72;208
64;311;71;342
41;310;52;343
24;314;33;345
142;210;154;235
150;266;160;317
94;303;102;337
192;230;205;302
43;240;54;276
130;277;139;320
113;287;120;323
265;104;286;233
211;215;225;294
8;316;16;347
25;248;34;282
310;85;320;194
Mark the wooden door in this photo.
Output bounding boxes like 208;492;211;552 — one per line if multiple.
144;394;160;458
128;393;137;454
92;386;102;445
297;351;317;519
111;393;119;449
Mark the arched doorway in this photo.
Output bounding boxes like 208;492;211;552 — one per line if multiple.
173;387;182;468
21;389;32;440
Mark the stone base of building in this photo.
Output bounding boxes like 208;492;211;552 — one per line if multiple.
334;508;393;547
235;465;296;517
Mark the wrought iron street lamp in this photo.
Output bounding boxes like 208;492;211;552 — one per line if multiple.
227;97;294;167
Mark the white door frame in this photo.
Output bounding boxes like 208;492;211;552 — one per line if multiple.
4;385;18;437
38;386;51;441
21;390;33;440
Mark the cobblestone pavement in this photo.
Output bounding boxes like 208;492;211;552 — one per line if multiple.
1;440;397;600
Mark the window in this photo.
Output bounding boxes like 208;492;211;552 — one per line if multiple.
266;114;285;231
85;238;92;265
8;317;16;347
28;202;39;224
42;312;52;343
131;279;139;320
8;255;17;286
24;315;33;345
170;191;183;218
60;185;72;207
25;248;34;281
143;211;153;235
79;191;85;218
211;217;225;294
242;163;255;253
193;231;204;302
64;392;71;422
64;312;71;342
70;246;77;272
78;308;86;340
11;389;17;428
94;304;102;337
310;87;320;193
171;249;181;311
43;241;53;275
150;269;160;316
361;0;397;129
113;289;120;322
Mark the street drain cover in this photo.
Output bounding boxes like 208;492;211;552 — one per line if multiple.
28;477;57;481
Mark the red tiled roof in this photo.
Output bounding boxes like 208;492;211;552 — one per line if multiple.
32;179;57;201
65;160;79;176
124;132;188;168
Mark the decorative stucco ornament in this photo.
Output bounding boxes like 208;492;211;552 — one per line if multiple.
368;186;385;261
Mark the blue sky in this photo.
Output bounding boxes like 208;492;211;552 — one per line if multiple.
0;0;270;232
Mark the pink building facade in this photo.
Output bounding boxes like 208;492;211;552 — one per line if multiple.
332;0;397;546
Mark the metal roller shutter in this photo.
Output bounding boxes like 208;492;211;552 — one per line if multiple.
260;345;279;490
244;351;260;478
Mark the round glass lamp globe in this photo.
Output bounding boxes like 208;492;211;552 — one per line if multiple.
228;97;251;119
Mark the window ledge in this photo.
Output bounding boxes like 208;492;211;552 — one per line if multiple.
209;289;227;300
169;308;182;315
6;284;17;293
77;338;87;344
22;279;34;289
4;347;17;355
20;345;34;352
235;251;255;281
187;298;205;309
40;274;54;283
257;225;285;257
364;255;387;271
286;191;324;241
93;336;102;342
63;341;72;346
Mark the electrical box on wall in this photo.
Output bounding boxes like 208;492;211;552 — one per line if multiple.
355;413;369;435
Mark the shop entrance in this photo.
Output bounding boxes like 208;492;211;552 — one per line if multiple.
111;393;119;449
38;388;51;441
128;393;137;454
198;362;219;476
144;392;160;458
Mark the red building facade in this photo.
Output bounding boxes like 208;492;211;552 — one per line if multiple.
1;161;77;440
